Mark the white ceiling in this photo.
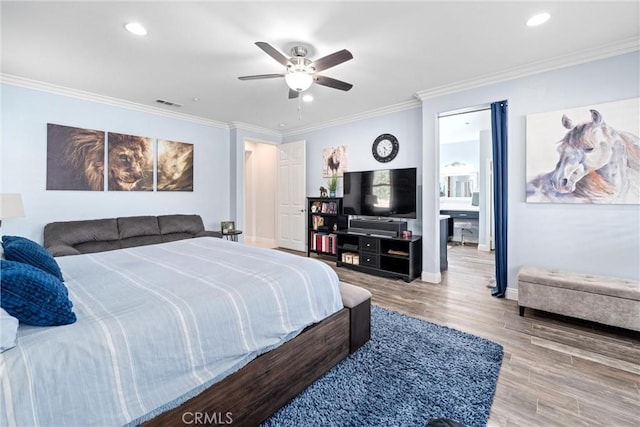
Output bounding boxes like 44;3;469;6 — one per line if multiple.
1;1;638;134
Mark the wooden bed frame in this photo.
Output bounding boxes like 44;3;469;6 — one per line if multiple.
43;221;371;426
144;303;368;427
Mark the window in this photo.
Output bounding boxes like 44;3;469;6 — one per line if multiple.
371;170;391;208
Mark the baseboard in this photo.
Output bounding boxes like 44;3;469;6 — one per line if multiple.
506;287;518;301
421;271;442;284
477;244;492;252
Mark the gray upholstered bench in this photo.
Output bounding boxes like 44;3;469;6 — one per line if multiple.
518;266;640;331
340;282;372;353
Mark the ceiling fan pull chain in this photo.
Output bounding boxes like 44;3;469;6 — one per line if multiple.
298;94;303;120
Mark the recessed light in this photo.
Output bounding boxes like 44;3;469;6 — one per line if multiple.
302;94;314;102
124;22;147;36
526;12;550;27
192;97;200;102
278;123;286;127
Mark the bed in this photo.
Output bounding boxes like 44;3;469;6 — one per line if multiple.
1;236;370;426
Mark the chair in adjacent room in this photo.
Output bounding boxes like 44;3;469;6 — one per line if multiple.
454;221;472;246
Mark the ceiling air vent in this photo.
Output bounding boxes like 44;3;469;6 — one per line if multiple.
155;99;183;107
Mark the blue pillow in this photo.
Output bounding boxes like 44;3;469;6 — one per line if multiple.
2;235;63;281
0;259;76;326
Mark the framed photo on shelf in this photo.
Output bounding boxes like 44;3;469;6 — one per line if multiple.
221;221;235;234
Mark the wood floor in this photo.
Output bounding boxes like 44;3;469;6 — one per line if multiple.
303;244;640;427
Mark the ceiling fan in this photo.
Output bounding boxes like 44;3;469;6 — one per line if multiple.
238;42;354;99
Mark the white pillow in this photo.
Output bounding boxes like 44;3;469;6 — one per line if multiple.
1;308;19;352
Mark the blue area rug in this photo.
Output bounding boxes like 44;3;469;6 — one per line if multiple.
262;305;503;427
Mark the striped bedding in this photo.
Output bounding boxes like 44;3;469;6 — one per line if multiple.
0;237;342;426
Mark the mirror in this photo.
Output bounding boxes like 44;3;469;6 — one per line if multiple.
440;174;478;197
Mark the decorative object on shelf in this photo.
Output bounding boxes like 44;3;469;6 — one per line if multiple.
319;186;328;198
400;230;412;239
220;221;235;234
327;174;339;197
322;145;348;177
526;97;639;204
372;133;399;163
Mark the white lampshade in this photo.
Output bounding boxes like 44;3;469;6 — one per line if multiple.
0;194;25;220
285;72;313;92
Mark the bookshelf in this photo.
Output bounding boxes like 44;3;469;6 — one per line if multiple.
307;197;347;259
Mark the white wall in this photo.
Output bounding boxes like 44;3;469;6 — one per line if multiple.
1;84;231;242
244;140;277;244
421;51;640;293
440;140;480;171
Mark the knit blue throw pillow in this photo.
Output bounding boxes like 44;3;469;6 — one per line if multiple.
2;235;63;281
0;259;76;326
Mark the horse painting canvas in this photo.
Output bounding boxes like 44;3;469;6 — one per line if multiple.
526;98;640;204
322;145;348;177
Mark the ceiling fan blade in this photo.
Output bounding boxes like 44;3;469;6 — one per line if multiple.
314;75;353;91
288;89;300;99
255;41;290;67
309;49;353;72
238;74;284;80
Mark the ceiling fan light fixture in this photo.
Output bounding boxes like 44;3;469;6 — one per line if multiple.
285;72;313;92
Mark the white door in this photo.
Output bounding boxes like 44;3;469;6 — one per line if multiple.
277;140;306;251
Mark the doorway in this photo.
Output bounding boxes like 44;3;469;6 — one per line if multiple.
244;140;278;248
243;139;307;252
438;107;495;272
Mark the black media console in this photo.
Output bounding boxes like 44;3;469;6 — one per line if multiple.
335;220;422;282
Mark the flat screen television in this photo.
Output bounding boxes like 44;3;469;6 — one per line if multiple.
342;167;417;218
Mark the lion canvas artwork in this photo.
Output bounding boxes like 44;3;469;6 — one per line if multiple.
526;98;639;204
107;132;153;191
47;124;106;191
157;139;194;191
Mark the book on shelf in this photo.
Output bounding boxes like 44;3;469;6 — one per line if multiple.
312;215;325;230
310;232;337;254
319;201;337;214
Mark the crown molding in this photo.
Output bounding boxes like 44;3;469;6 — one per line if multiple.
283;99;421;137
229;121;283;138
415;38;639;101
4;38;637;137
0;74;229;129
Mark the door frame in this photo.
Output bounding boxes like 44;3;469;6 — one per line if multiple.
241;137;279;247
437;104;496;260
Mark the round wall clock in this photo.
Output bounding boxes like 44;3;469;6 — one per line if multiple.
372;133;399;163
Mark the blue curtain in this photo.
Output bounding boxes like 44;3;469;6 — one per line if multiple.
491;101;508;298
